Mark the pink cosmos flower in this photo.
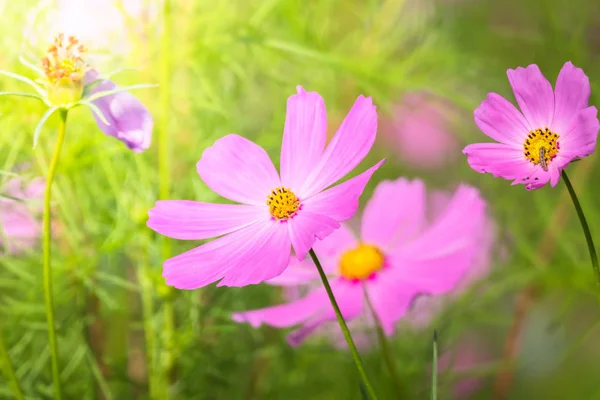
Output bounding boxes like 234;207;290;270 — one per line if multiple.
85;69;153;152
0;177;44;254
463;62;599;190
147;86;384;289
380;92;460;170
231;178;486;344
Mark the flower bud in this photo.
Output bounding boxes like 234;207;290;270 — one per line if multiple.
41;33;87;106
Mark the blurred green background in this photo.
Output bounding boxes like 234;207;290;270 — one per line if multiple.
1;0;600;398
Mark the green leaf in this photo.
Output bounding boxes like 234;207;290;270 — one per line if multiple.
18;55;44;76
33;106;59;148
75;101;111;125
0;91;48;105
84;83;158;102
81;79;104;98
103;66;143;80
0;70;46;97
0;194;25;202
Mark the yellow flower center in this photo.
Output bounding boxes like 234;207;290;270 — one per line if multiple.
339;244;385;280
523;127;560;171
41;33;87;85
267;187;300;220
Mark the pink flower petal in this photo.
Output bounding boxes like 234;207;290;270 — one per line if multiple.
365;277;416;335
300;95;378;197
391;185;485;294
301;159;385;222
269;223;355;284
551;62;591;135
558;106;599;161
287;280;363;346
361;178;426;250
288;211;340;260
280;86;327;191
162;220;290;289
507;64;554;130
511;164;551;190
231;287;328;328
217;221;291;287
463;143;531;180
196;134;281;205
266;258;319;286
474;93;530;145
311;224;358;263
147;200;269;240
0;177;43;254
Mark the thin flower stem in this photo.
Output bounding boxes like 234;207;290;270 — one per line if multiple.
431;330;438;400
0;325;25;400
561;170;600;298
137;266;158;399
362;286;404;397
159;1;175;398
308;249;378;400
43;108;68;400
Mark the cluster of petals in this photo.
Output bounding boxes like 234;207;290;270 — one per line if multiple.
148;86;384;288
232;178;487;345
463;62;599;190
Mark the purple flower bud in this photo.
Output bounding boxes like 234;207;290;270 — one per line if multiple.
85;69;153;152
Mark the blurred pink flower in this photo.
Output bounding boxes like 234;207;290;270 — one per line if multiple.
436;335;493;399
463;62;599;190
408;190;496;329
380;92;460;170
0;176;44;254
232;178;487;345
147;86;383;289
85;69;153;152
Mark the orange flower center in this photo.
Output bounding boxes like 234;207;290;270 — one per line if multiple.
523;127;560;171
339;244;384;280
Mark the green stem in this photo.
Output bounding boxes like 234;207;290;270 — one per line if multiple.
431;330;438;400
159;1;175;398
43;108;68;400
308;249;378;400
0;326;24;400
137;266;157;399
561;170;600;295
362;286;403;396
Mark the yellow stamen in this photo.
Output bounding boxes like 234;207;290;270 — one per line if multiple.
523;127;560;169
339;244;384;280
41;33;87;85
267;187;300;220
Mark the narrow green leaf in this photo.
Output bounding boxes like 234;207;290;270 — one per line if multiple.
33;106;59;148
359;382;368;400
0;91;46;104
0;194;25;202
103;66;142;80
84;83;158;102
0;70;46;97
431;330;438;400
18;55;44;76
76;101;111;125
82;79;104;98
